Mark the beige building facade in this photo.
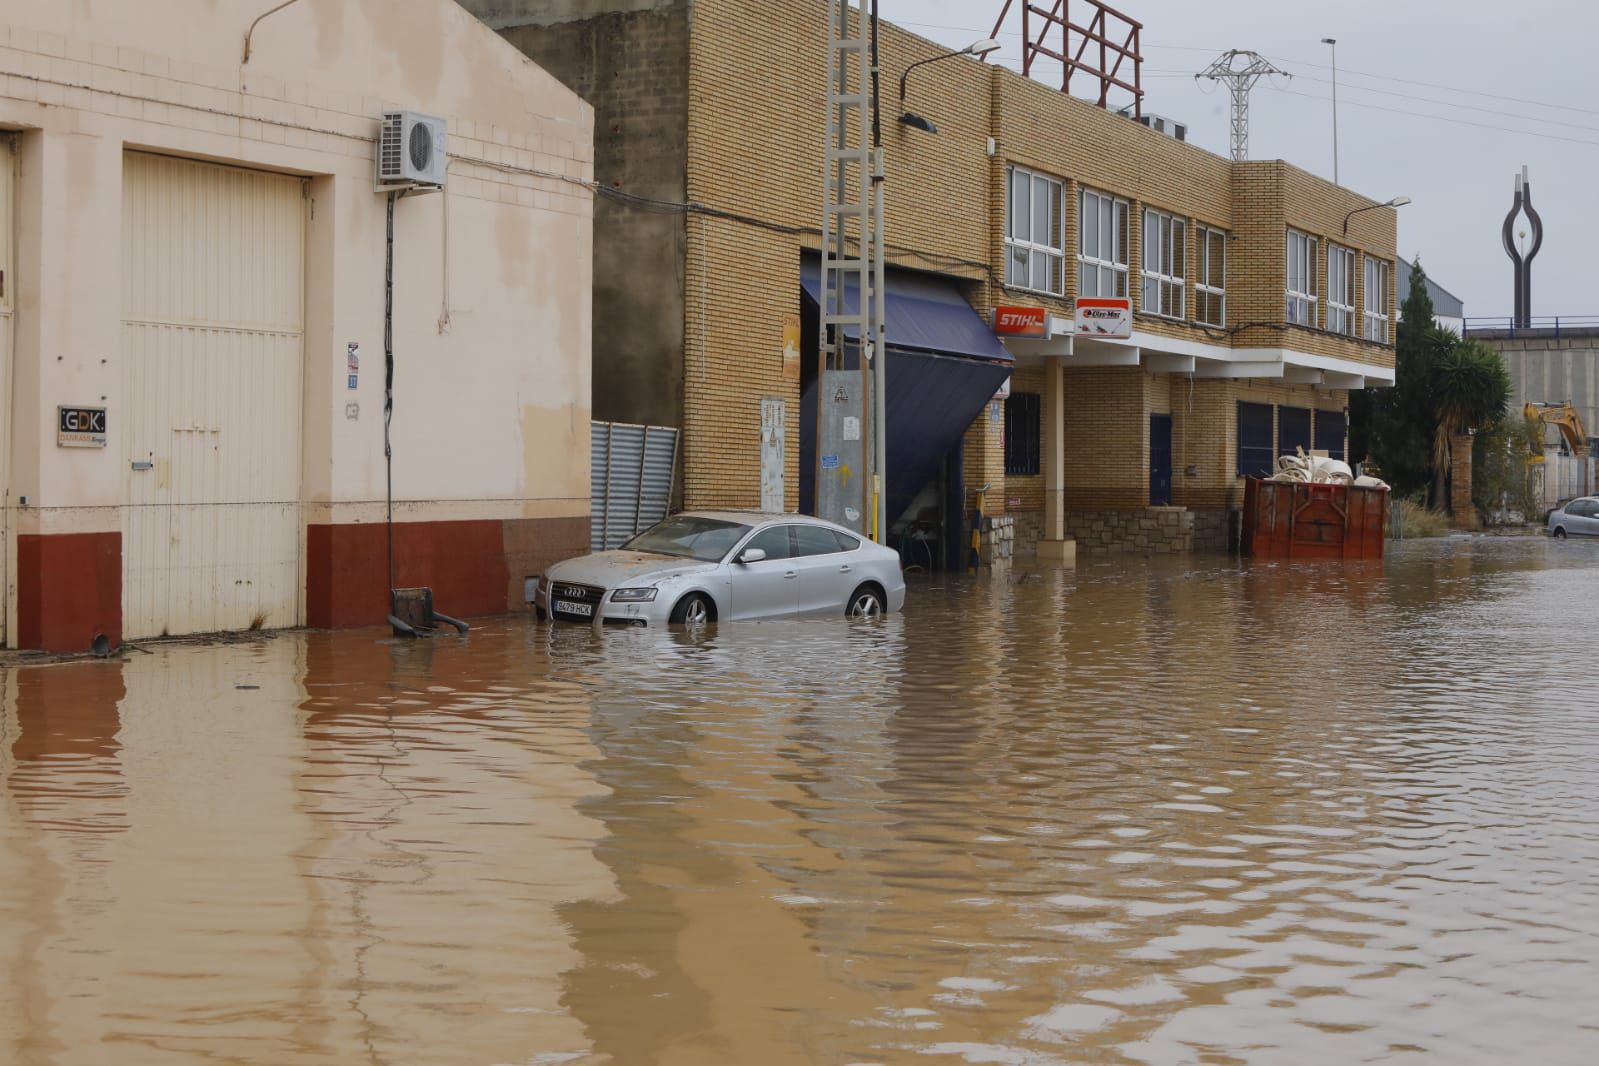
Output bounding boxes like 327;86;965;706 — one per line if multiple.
479;0;1397;564
0;0;593;652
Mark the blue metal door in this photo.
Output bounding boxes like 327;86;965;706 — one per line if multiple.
1150;415;1173;506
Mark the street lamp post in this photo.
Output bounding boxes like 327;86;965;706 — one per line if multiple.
1321;37;1338;184
898;37;1001;133
1343;195;1411;235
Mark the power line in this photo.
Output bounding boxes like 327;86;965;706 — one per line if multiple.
1269;86;1599;149
1284;72;1599;135
888;11;1599;134
1260;55;1599;119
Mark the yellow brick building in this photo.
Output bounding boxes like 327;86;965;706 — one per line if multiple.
475;0;1398;560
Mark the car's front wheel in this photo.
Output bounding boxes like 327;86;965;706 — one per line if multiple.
670;593;715;627
846;585;885;620
1553;527;1568;539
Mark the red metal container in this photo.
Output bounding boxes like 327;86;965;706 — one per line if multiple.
1241;478;1389;560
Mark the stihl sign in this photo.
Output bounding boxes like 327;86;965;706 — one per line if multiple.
993;305;1046;337
1073;297;1132;338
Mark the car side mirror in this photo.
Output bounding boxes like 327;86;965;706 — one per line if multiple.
738;547;767;564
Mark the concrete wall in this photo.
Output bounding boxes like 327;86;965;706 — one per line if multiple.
0;0;593;647
460;0;688;431
1480;329;1599;447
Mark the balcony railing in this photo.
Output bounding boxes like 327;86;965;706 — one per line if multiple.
1463;315;1599;338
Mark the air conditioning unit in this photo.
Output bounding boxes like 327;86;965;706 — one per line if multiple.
1118;107;1189;143
376;110;447;190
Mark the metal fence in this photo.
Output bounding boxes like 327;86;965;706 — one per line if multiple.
1463;315;1599;338
591;421;680;551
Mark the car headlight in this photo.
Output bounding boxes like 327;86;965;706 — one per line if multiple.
610;587;658;603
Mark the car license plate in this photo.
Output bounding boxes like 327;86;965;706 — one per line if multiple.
555;600;594;617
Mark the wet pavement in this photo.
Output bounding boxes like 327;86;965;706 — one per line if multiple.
4;535;1599;1065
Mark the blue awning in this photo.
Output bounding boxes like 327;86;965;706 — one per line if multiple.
799;259;1011;363
799;260;1012;528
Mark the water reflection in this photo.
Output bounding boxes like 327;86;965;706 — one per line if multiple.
3;537;1598;1065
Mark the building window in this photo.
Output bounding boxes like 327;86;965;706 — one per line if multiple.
1363;257;1390;343
1140;208;1185;319
1004;392;1041;476
1327;244;1356;335
1279;405;1311;458
1315;409;1347;462
1078;187;1129;299
1005;166;1066;296
1237;402;1274;477
1286;229;1319;327
1196;225;1226;327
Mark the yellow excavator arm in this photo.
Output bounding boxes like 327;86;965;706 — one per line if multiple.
1524;402;1590;464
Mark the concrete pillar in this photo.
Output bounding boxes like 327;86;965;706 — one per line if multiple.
1037;356;1075;564
1450;432;1477;529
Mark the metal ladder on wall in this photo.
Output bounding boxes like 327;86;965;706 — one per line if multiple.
820;0;886;536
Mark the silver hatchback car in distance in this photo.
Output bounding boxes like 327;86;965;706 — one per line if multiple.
536;511;908;628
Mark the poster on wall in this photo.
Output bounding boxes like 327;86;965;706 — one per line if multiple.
781;313;802;382
1073;297;1132;338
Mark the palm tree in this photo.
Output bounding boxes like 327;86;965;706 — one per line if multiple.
1430;334;1512;514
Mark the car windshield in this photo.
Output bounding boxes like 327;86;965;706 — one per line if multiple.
623;516;751;562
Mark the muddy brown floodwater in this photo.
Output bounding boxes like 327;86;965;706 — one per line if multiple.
4;537;1599;1065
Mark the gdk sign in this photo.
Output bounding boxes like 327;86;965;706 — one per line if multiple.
57;405;108;448
993;305;1047;337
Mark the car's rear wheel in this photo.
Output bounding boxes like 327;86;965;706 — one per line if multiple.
670;593;714;626
847;585;885;620
1553;527;1568;539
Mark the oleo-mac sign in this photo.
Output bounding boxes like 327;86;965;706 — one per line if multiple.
1074;297;1132;338
993;305;1046;337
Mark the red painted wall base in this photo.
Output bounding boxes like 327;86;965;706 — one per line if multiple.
17;532;123;653
305;516;588;630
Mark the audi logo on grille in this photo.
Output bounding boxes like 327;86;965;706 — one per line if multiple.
561;586;587;599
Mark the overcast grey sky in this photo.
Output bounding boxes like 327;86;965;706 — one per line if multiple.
877;0;1599;321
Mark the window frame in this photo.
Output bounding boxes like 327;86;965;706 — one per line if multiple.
1278;405;1312;460
1004;165;1067;296
1140;207;1186;320
1195;225;1226;327
1286;228;1319;328
1004;392;1042;477
1326;244;1356;336
1237;401;1275;478
1078;186;1130;300
1314;409;1348;462
1363;256;1391;343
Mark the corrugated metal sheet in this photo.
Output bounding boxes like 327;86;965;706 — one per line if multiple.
591;422;678;550
121;153;305;639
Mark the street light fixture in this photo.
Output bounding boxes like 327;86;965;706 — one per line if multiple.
1344;195;1410;234
898;38;1001;133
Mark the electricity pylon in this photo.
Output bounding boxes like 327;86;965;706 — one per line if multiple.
1196;50;1289;162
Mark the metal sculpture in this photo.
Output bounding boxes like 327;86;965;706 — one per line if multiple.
1501;166;1544;329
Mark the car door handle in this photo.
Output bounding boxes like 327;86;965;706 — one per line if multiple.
838;564;853;573
784;570;797;579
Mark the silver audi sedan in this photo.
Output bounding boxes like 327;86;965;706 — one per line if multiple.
536;511;907;628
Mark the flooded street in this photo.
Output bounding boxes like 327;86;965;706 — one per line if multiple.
5;537;1599;1065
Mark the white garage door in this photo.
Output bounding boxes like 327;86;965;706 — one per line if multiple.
121;153;305;639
